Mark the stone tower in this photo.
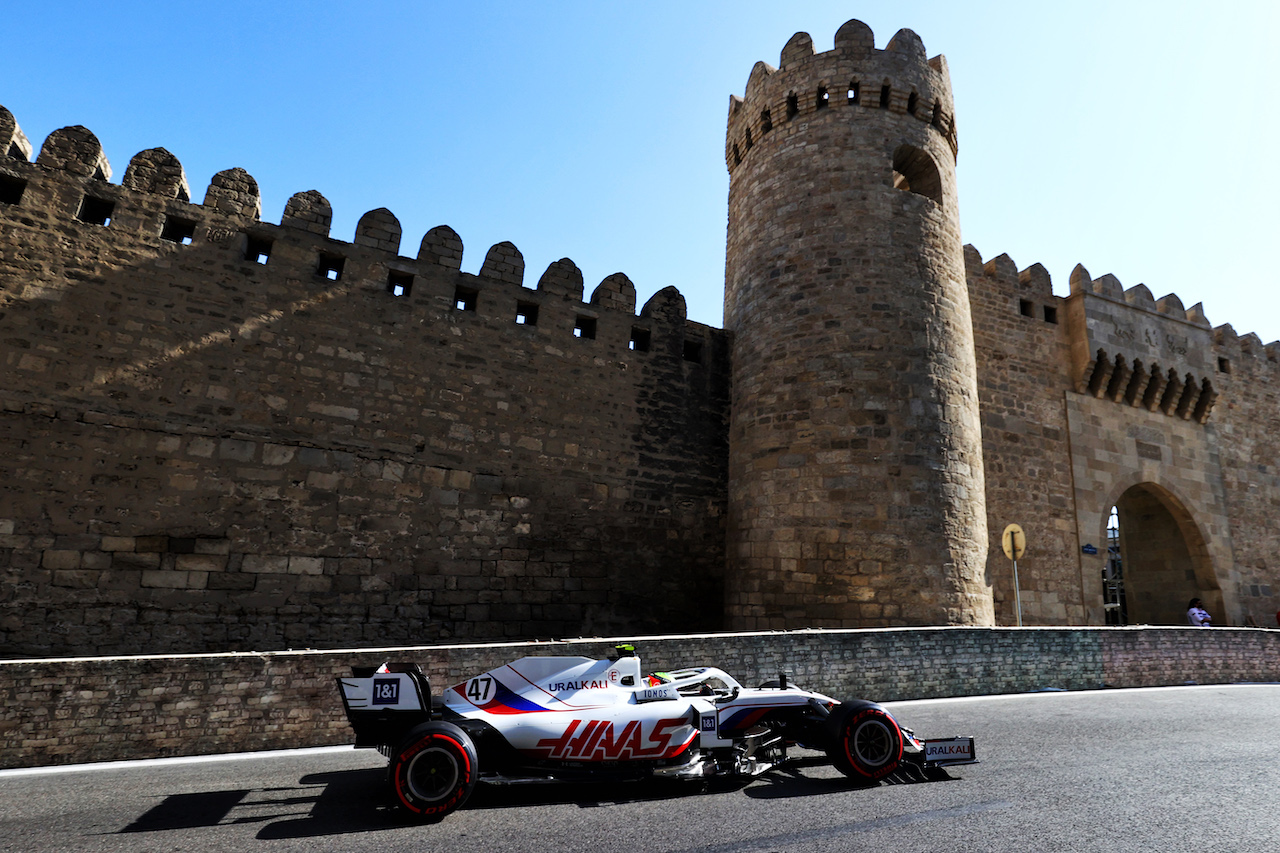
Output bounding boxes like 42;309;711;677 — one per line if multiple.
723;20;994;628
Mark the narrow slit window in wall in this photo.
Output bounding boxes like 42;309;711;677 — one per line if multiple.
245;236;272;264
454;285;477;312
160;216;197;245
387;270;413;297
77;195;115;226
317;253;345;281
516;301;538;326
0;174;26;205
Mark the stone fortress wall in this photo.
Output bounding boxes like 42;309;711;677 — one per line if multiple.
0;110;730;656
3;18;1279;658
967;249;1279;629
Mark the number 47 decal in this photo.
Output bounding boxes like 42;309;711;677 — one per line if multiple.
466;676;495;704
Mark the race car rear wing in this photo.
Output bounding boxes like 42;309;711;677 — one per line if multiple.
336;662;434;749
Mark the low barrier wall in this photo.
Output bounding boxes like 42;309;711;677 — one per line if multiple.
3;626;1278;770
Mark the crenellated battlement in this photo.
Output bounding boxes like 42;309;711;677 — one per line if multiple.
725;19;957;174
964;244;1061;331
965;245;1056;296
0;107;720;373
1065;265;1219;422
962;237;1280;426
1213;324;1280;364
965;242;1280;384
0;106;33;161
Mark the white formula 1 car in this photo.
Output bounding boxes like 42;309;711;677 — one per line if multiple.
336;644;976;820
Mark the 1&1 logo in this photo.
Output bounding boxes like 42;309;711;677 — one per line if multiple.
372;677;400;705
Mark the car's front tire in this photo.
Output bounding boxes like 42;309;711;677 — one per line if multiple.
827;704;903;781
388;722;479;820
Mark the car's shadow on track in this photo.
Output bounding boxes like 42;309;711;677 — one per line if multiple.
257;771;718;838
740;757;956;800
450;753;955;813
120;767;404;840
118;760;956;840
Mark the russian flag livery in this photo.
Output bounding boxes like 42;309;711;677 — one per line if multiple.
452;678;548;714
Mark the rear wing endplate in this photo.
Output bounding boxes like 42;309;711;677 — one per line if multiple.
336;662;433;748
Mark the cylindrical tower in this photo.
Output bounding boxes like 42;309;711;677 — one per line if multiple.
723;20;993;628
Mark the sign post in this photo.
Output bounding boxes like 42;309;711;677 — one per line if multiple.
1001;523;1027;627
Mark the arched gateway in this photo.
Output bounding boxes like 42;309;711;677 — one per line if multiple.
1106;483;1221;625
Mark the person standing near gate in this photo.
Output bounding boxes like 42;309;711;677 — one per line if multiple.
1187;598;1212;627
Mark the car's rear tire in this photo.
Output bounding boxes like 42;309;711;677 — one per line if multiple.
388;722;479;820
827;705;903;781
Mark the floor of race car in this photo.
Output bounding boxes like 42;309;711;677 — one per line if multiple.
464;748;951;810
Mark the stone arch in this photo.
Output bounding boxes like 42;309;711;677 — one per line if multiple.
891;144;942;203
1099;477;1221;625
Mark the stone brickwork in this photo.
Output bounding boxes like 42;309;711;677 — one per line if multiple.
4;16;1280;656
722;23;990;629
966;250;1080;625
4;627;1277;770
1061;264;1230;630
966;247;1278;630
1209;325;1280;624
0;107;729;655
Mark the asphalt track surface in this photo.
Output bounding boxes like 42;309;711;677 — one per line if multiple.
4;684;1279;852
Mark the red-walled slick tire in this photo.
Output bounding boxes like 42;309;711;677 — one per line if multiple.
388;722;479;820
828;705;903;781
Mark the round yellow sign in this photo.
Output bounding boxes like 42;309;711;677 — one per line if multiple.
1001;523;1026;561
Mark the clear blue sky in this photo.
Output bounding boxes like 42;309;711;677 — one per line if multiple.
5;1;1278;343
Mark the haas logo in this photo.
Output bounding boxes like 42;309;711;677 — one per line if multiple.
535;717;691;761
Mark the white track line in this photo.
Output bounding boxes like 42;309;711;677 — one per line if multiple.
885;681;1278;709
0;745;358;778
